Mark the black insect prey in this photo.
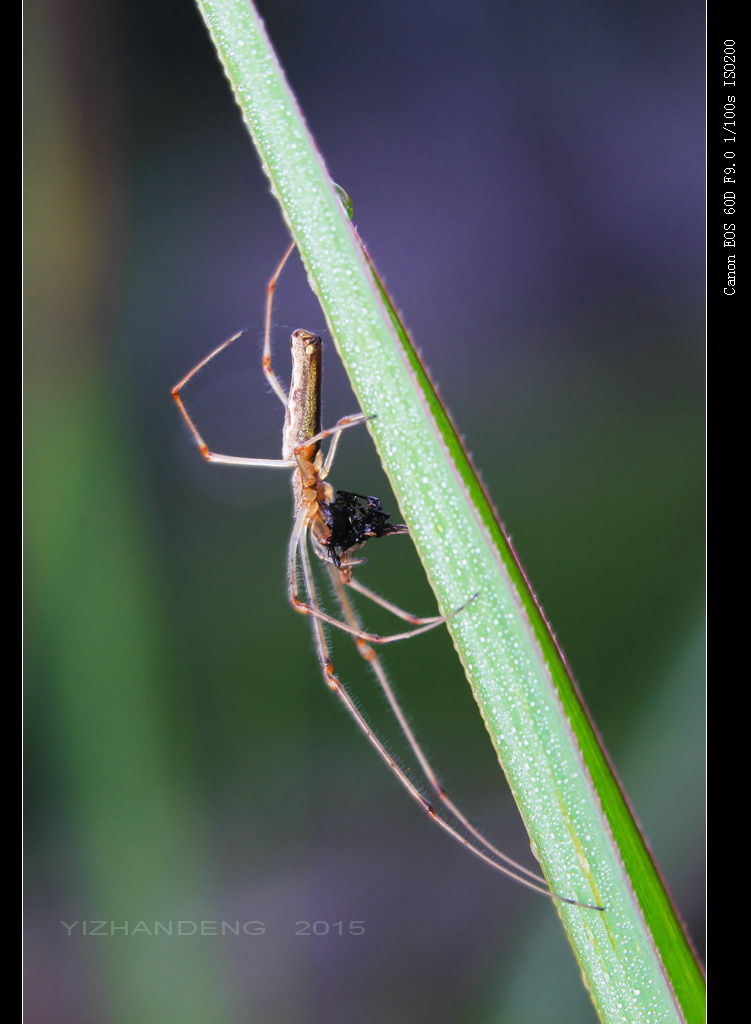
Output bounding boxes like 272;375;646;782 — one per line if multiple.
320;489;408;567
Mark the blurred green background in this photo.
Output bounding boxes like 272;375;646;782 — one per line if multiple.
25;1;704;1021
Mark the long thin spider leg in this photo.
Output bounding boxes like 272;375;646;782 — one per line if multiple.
289;412;373;478
172;330;248;399
328;567;549;887
288;518;439;643
263;242;297;406
317;414;372;476
299;537;599;909
287;505;309;597
172;340;296;468
198;453;295;469
308;534;479;644
345;576;445;626
290;527;469;643
291;592;449;645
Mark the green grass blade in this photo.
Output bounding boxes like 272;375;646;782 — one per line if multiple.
193;3;704;1021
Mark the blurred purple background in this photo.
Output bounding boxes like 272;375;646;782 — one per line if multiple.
26;1;704;1021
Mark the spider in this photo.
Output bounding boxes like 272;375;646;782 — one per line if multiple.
172;242;598;909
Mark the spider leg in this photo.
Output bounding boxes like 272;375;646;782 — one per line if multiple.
263;242;296;406
307;539;448;626
172;340;296;468
328;567;549;887
298;535;596;907
320;415;368;476
289;413;373;478
293;586;448;643
344;576;445;627
199;454;295;468
307;530;472;629
287;520;446;643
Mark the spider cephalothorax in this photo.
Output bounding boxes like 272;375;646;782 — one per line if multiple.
320;489;408;568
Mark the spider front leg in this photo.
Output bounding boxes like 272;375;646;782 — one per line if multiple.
263;241;296;407
172;338;296;469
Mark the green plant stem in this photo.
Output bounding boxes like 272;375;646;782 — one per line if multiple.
193;3;704;1022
